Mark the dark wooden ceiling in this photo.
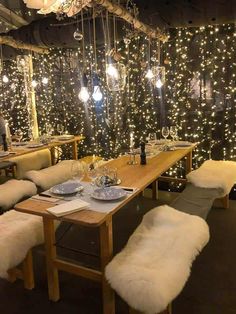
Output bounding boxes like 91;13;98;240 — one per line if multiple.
135;0;236;29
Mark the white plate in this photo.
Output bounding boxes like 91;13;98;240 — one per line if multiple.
50;182;84;195
0;151;10;157
91;187;126;201
27;143;45;148
12;142;28;146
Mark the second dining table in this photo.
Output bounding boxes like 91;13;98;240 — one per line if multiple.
14;144;196;314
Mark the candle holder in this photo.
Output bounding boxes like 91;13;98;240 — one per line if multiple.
127;147;137;165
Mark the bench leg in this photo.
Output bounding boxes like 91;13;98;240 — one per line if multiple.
22;250;35;290
221;194;229;209
7;250;34;290
129;303;171;314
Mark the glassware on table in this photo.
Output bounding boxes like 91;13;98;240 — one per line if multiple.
14;129;23;142
57;124;64;136
45;123;53;137
71;161;84;182
170;126;178;142
161;126;169;142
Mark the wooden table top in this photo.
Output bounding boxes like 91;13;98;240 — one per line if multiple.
15;144;196;227
0;135;84;162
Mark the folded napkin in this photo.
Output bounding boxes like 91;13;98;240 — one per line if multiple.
32;195;61;203
46;199;90;217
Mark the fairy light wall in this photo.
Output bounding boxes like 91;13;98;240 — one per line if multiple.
0;23;235;166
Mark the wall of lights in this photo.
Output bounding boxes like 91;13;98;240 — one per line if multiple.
0;23;235;166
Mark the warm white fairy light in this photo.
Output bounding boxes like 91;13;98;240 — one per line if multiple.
106;63;119;79
32;80;38;87
2;75;9;83
42;77;49;85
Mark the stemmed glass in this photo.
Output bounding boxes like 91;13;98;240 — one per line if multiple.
148;133;157;144
71;161;84;183
45;123;53;137
161;126;169;142
14;129;23;142
57;124;64;136
170;126;178;142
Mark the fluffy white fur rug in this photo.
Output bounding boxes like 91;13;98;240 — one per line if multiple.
0;210;44;278
25;160;75;190
0;179;37;210
187;159;236;195
105;205;209;314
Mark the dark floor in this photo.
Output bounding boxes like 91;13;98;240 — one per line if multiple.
0;192;236;314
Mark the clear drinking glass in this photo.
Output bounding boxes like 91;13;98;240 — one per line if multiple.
71;161;84;182
57;124;64;135
148;133;157;144
170;126;177;142
14;129;23;142
45;123;53;136
161;126;169;142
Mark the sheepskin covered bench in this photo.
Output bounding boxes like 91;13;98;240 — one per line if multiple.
0;210;44;288
0;179;37;214
24;159;75;191
9;148;52;179
105;205;209;314
187;160;236;209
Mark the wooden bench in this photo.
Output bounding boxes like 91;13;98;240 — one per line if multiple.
105;205;209;314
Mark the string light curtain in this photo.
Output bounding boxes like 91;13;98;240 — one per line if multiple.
0;23;235;165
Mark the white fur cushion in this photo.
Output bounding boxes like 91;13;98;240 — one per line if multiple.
187;160;236;195
0;179;37;211
24;160;74;190
105;205;209;314
10;149;52;179
0;210;44;278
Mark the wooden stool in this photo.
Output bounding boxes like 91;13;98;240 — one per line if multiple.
0;161;17;178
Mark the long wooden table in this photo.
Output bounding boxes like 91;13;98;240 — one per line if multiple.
0;135;84;164
14;145;196;314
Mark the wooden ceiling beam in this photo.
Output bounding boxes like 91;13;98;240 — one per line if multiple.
0;36;49;54
0;3;28;29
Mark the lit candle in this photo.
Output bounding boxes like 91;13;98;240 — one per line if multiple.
130;132;134;148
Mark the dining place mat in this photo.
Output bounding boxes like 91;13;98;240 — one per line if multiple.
38;181;139;214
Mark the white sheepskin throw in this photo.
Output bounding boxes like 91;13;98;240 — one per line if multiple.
0;179;37;210
10;148;51;179
105;205;209;314
25;160;75;190
187;159;236;195
0;210;44;278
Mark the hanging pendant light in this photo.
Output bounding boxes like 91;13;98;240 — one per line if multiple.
106;60;126;92
145;69;154;79
79;73;90;103
151;66;165;89
92;74;103;101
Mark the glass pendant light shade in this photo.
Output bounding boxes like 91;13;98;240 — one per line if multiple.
92;74;103;101
151;66;165;88
79;73;90;103
79;87;90;102
106;62;126;91
16;55;30;73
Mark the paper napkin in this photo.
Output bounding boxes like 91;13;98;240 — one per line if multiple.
46;199;90;217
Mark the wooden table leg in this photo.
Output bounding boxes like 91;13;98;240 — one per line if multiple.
22;250;35;290
43;217;60;301
185;151;192;174
72;140;78;160
50;147;56;165
152;181;157;200
100;217;115;314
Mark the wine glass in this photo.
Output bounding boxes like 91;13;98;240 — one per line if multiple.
161;126;169;142
170;126;177;142
45;123;53;136
14;129;23;142
57;124;64;136
148;133;157;144
71;161;84;183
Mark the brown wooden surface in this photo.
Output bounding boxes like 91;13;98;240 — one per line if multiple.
100;217;115;314
15;145;196;227
22;250;35;290
0;136;84;162
43;218;60;301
